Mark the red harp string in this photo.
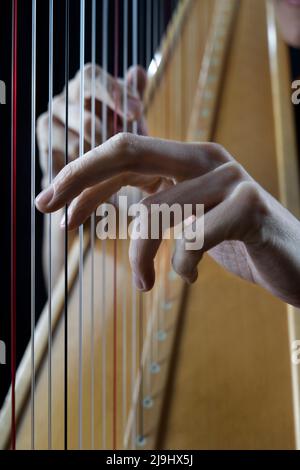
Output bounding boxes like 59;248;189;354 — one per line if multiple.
10;0;18;451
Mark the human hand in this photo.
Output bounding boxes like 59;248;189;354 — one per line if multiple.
36;64;148;187
35;133;300;307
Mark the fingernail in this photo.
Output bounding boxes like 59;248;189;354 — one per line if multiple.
185;270;198;285
133;274;145;291
35;186;54;210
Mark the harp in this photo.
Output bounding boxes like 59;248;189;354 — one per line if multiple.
1;0;300;450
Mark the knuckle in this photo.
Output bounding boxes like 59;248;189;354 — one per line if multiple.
233;181;270;224
223;161;245;180
83;62;101;75
84;63;93;76
52;95;66;118
112;132;131;149
206;142;231;162
192;142;232;171
36;113;49;137
55;161;76;192
208;142;225;154
83;63;101;79
52;95;61;111
236;181;260;203
110;132;137;166
140;194;154;212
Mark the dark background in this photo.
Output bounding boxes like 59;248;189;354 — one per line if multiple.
0;0;178;407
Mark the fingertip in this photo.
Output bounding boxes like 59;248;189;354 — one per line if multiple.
132;266;155;292
65;214;81;232
35;186;54;213
177;272;198;286
60;213;77;232
185;269;198;285
125;65;147;99
172;253;199;285
142;278;155;292
133;274;145;291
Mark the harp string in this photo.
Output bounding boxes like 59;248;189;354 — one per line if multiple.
131;0;138;448
153;0;160;396
78;0;85;450
122;0;129;440
159;0;165;356
153;0;160;364
101;0;108;450
145;0;153;404
146;0;152;70
113;0;119;451
131;231;137;448
160;0;164;47
137;2;144;443
90;0;96;451
153;0;158;54
64;0;70;451
138;292;144;445
31;0;37;451
11;0;18;452
48;0;54;450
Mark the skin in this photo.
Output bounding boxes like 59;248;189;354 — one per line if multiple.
36;132;300;308
274;0;300;48
37;64;152;283
36;2;300;307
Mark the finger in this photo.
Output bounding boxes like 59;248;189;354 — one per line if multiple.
37;112;81;176
64;175;125;230
171;238;202;284
125;65;147;99
124;67;148;135
52;95;102;148
172;182;261;284
35;135;231;213
69;64;143;122
65;173;172;231
137;115;148;136
128;162;249;291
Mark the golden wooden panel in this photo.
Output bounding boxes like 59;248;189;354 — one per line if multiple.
161;0;296;450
